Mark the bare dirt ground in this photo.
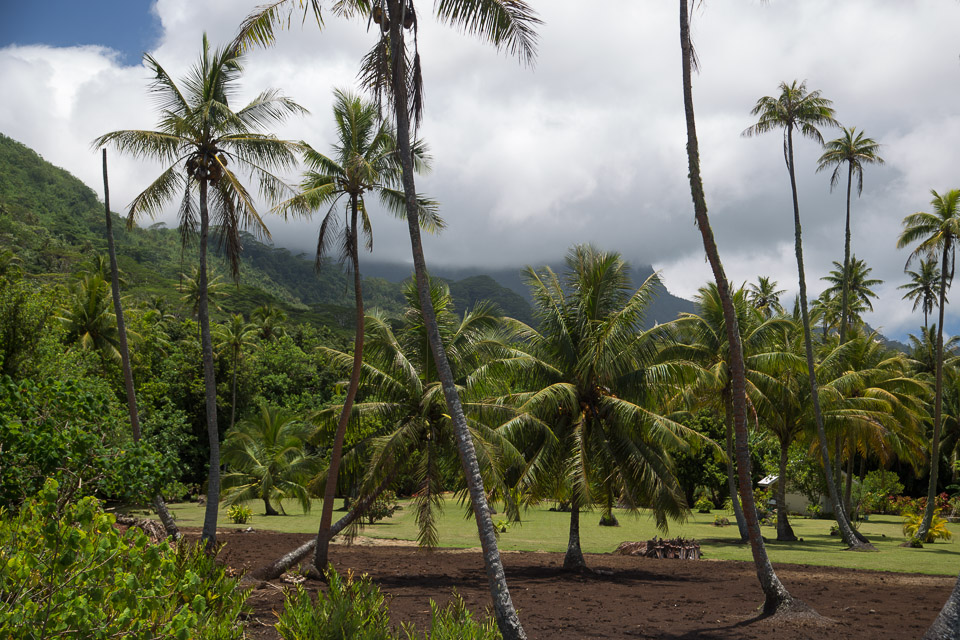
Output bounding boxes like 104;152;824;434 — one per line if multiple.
197;529;953;639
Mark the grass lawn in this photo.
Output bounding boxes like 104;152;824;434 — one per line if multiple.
161;497;960;576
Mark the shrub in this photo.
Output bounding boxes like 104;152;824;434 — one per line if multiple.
228;504;252;524
712;515;730;527
0;479;250;639
366;490;400;524
903;509;954;543
694;496;714;513
276;568;502;640
805;504;823;519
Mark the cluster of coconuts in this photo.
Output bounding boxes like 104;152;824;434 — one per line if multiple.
371;2;415;30
186;151;227;184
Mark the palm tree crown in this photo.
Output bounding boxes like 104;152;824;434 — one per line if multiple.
748;276;785;318
742;80;838;160
816;126;884;196
899;258;944;329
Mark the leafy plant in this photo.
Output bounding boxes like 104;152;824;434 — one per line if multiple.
805;504;823;519
0;479;250;639
402;593;501;640
713;515;730;527
366;490;400;525
227;504;252;524
903;509;953;543
494;518;510;533
694;496;714;513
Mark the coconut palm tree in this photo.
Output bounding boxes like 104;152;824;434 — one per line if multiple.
100;150;179;538
897;188;960;541
58;273;122;362
237;3;539;636
251;303;287;341
221;404;320;516
816;127;884;344
742;81;871;550
214;314;258;432
748;276;785;318
900;258;943;329
820;256;882;336
94;34;305;547
276;87;440;570
493;246;696;572
680;1;805;612
667;283;794;541
316;279;518;549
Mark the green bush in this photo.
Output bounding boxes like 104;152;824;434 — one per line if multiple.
228;504;253;524
276;567;502;640
0;479;250;639
694;496;714;513
903;509;954;543
367;490;400;524
712;515;729;527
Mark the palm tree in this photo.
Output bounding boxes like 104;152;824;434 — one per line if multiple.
680;1;804;612
58;273;122;362
214;314;258;432
667;283;793;541
94;34;305;547
276;87;439;570
251;303;287;341
897;188;960;540
316;279;517;549
900;258;943;329
100;150;179;538
748;276;785;318
237;3;539;636
181;267;226;321
820;256;882;335
495;246;696;572
742;81;871;550
221;404;320;516
816;127;884;344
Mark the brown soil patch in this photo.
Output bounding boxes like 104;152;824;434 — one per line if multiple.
200;529;953;639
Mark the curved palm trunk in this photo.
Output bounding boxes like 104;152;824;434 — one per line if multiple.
775;435;797;541
198;179;222;549
839;163;853;344
918;247;950;540
264;496;280;516
723;390;750;541
314;195;365;571
102;150;180;540
251;467;397;580
386;5;525;637
563;501;587;571
844;448;855;515
784;127;873;551
679;0;798;613
925;572;960;639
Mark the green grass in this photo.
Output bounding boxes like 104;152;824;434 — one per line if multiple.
162;498;960;576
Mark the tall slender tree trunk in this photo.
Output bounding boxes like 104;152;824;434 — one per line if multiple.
198;178;221;549
844;449;855;515
386;5;525;637
784;127;872;551
839;163;853;345
723;389;749;541
918;248;951;540
230;346;239;431
679;0;800;614
102;150;180;540
563;500;587;571
314;194;365;572
776;435;797;542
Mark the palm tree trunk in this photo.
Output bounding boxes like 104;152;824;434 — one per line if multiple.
386;5;525;637
785;126;872;551
776;436;797;542
925;572;960;638
198;178;221;549
839;163;853;344
264;496;280;516
563;500;587;571
102;150;180;540
314;194;366;572
918;247;950;540
723;389;749;541
844;449;855;515
230;346;239;431
679;0;799;614
251;467;397;580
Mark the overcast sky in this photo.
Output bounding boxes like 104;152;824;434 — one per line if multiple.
2;0;959;340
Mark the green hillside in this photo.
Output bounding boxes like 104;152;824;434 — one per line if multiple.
0;133;531;330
